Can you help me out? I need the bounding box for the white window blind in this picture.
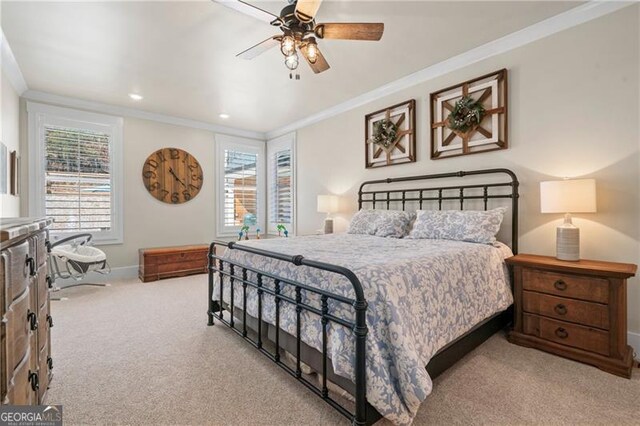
[44,126,112,232]
[28,102,123,244]
[223,150,258,227]
[267,133,295,235]
[270,149,292,224]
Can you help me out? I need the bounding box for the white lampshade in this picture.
[317,195,339,214]
[540,179,597,214]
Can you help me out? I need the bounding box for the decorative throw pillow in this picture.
[347,209,377,235]
[372,210,415,238]
[407,207,507,244]
[347,209,415,238]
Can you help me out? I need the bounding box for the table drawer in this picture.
[522,268,608,303]
[523,313,609,356]
[523,291,609,330]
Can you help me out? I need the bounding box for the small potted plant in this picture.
[241,225,250,240]
[276,224,287,237]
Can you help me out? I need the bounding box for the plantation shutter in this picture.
[223,149,259,227]
[269,149,292,225]
[44,125,112,232]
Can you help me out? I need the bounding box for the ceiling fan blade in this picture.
[295,0,323,23]
[315,23,384,41]
[300,44,330,74]
[213,0,281,25]
[236,36,281,60]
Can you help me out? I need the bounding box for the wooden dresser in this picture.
[507,254,637,378]
[1,217,54,405]
[139,244,209,282]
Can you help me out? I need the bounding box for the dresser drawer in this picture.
[522,291,609,330]
[523,314,609,356]
[6,289,31,373]
[38,301,51,352]
[522,268,609,303]
[5,241,31,305]
[4,349,34,405]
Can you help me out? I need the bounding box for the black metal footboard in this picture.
[207,241,375,425]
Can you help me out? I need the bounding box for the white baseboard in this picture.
[629,331,640,362]
[53,264,138,289]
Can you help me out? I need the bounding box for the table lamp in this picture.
[540,179,596,261]
[317,195,339,234]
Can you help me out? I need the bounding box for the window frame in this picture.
[215,134,266,237]
[27,102,124,245]
[267,132,296,235]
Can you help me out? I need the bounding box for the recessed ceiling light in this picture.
[128,93,143,101]
[219,113,230,119]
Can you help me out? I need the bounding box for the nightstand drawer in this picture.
[522,269,609,303]
[523,314,609,356]
[522,291,609,330]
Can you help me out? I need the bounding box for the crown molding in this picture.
[1,28,28,95]
[265,1,633,139]
[22,90,266,140]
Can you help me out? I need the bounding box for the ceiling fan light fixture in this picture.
[280,35,296,56]
[284,52,299,70]
[305,39,319,64]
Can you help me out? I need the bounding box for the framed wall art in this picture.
[365,99,416,168]
[430,69,508,160]
[10,151,19,196]
[0,142,7,194]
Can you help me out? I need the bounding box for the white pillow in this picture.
[407,207,507,244]
[347,209,415,238]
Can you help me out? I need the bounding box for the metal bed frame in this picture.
[207,168,519,425]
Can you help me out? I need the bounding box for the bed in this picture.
[207,168,519,425]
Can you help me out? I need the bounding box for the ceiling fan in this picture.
[214,0,384,78]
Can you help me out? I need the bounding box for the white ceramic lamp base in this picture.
[556,225,580,261]
[323,218,334,234]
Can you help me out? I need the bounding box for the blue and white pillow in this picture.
[407,207,507,244]
[347,209,415,238]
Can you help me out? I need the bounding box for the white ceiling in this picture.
[2,1,580,134]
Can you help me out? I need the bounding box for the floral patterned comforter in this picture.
[212,234,513,424]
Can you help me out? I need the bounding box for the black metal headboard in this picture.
[357,168,520,253]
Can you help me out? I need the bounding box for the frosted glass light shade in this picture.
[540,179,596,213]
[317,195,339,213]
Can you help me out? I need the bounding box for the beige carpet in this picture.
[47,275,640,425]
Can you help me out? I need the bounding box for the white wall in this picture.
[100,117,217,268]
[295,8,640,334]
[1,69,20,217]
[18,104,218,269]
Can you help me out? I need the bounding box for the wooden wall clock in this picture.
[142,148,203,204]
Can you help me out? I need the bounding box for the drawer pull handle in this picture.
[555,327,569,339]
[27,311,38,331]
[554,304,568,315]
[25,255,36,277]
[46,275,53,289]
[28,371,39,391]
[47,314,54,328]
[553,280,567,291]
[47,357,54,371]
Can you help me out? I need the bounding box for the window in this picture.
[216,135,265,236]
[28,102,123,244]
[267,133,295,234]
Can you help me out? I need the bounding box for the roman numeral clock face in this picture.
[142,148,203,204]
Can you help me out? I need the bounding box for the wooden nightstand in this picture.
[506,254,637,378]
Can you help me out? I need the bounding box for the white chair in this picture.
[48,233,111,292]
